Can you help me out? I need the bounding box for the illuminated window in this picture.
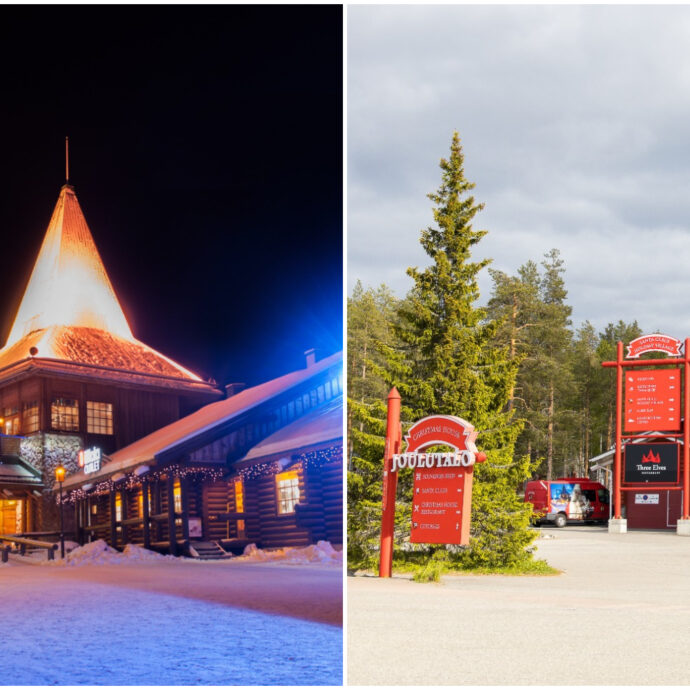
[3,407,19,435]
[51,398,79,431]
[22,401,39,433]
[115,493,122,532]
[276,470,300,515]
[173,478,182,514]
[234,478,244,513]
[86,401,113,435]
[234,478,245,538]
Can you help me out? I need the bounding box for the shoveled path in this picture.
[348,526,690,685]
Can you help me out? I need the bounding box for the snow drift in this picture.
[238,540,343,565]
[45,540,174,566]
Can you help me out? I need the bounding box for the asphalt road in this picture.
[347,526,690,685]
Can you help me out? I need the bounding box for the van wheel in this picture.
[553,513,567,528]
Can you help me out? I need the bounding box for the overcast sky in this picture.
[348,4,690,340]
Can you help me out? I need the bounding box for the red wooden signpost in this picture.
[378,392,486,577]
[602,335,690,530]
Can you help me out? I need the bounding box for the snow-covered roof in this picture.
[63,351,342,487]
[0,184,208,388]
[237,395,342,465]
[0,454,43,486]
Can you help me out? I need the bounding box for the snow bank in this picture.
[122,543,175,562]
[63,539,124,566]
[45,540,174,566]
[238,540,343,565]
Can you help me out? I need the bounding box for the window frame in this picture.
[275,469,301,516]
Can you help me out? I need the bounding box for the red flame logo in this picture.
[641,450,661,464]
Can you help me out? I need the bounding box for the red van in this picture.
[524,478,610,527]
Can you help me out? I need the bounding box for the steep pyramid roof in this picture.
[0,183,214,392]
[5,184,132,346]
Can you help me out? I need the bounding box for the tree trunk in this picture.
[607,403,613,450]
[547,383,554,480]
[583,391,590,476]
[507,294,518,411]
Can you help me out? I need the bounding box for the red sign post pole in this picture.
[614,341,623,519]
[683,338,690,520]
[379,387,401,578]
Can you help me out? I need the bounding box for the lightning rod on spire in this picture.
[65,136,69,183]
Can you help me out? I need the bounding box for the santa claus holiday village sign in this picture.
[378,388,486,577]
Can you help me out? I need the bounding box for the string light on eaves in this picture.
[65,465,225,502]
[236,445,343,480]
[298,445,342,469]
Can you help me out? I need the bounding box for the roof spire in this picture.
[65,136,69,184]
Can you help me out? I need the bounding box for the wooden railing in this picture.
[0,535,59,561]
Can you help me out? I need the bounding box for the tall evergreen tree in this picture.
[375,132,536,568]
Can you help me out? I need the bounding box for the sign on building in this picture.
[634,494,660,505]
[79,447,102,474]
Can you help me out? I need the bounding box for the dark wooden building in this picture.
[62,351,343,555]
[0,183,221,534]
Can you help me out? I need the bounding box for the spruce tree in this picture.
[377,132,537,568]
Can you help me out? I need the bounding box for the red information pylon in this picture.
[379,387,401,578]
[682,338,690,520]
[614,341,623,519]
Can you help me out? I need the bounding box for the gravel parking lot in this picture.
[348,526,690,685]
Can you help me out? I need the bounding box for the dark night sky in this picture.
[0,5,343,388]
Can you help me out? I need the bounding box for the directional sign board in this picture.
[410,464,472,545]
[624,369,681,432]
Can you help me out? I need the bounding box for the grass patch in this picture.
[386,556,559,579]
[458,559,560,576]
[411,559,445,583]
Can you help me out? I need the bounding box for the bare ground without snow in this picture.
[348,526,690,685]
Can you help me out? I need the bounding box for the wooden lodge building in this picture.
[62,351,343,555]
[0,181,222,535]
[0,178,343,552]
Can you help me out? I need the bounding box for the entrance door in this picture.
[0,499,23,535]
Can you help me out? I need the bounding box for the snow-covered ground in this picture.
[16,539,343,568]
[0,548,343,685]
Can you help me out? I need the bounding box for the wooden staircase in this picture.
[187,541,233,560]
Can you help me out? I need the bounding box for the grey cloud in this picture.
[348,5,690,337]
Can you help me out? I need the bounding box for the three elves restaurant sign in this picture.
[378,388,486,577]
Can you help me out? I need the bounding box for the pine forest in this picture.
[347,132,644,572]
